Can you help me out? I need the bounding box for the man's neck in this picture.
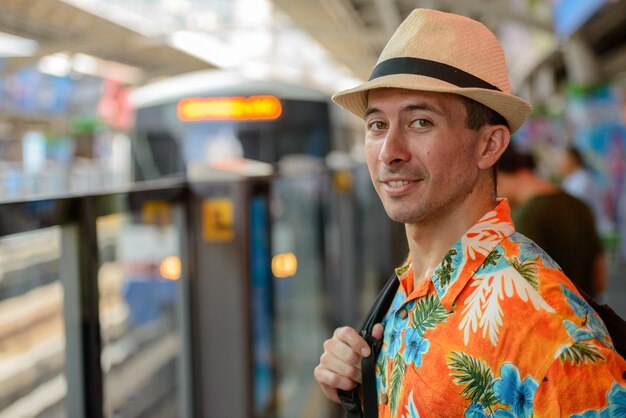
[406,194,499,288]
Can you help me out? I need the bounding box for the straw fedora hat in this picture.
[332,8,532,133]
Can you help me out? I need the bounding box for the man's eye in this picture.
[368,121,387,130]
[411,119,432,128]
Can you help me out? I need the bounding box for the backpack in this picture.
[338,273,626,418]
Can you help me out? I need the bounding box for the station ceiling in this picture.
[0,0,214,80]
[0,0,625,86]
[273,0,556,81]
[275,0,626,85]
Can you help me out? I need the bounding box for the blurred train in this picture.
[124,68,362,356]
[121,71,353,333]
[126,69,361,332]
[129,70,357,180]
[125,71,403,418]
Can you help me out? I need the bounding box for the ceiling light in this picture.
[0,32,38,57]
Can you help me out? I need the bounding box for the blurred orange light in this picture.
[177,95,282,121]
[160,256,181,280]
[272,252,297,278]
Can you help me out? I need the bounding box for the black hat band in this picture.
[369,57,502,92]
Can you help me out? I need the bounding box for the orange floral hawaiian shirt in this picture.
[376,199,626,417]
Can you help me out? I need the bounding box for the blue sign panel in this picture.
[250,195,274,414]
[551,0,606,37]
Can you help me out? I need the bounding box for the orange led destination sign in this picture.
[177,95,282,121]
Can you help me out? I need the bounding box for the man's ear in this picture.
[477,125,510,170]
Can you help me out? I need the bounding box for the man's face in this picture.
[364,88,483,225]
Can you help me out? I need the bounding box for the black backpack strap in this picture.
[361,334,383,417]
[338,389,362,418]
[339,273,400,418]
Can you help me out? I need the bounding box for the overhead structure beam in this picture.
[406,0,553,33]
[275,0,555,84]
[274,0,384,80]
[372,0,402,36]
[0,0,215,84]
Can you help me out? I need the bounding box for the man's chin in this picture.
[385,210,420,225]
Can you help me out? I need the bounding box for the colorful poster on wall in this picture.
[565,83,626,246]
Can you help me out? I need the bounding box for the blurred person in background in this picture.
[314,8,625,418]
[557,145,608,235]
[497,143,606,298]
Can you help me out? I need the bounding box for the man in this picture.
[314,8,625,418]
[497,144,606,298]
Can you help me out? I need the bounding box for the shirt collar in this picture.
[396,199,516,311]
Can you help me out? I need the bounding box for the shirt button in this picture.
[398,308,408,320]
[380,393,389,405]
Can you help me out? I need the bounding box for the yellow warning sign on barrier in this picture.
[142,200,172,225]
[202,199,234,241]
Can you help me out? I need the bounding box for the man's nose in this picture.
[378,127,410,166]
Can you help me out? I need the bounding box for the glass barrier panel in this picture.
[270,173,333,418]
[0,227,67,418]
[97,201,185,418]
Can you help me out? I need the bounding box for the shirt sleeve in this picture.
[533,341,626,417]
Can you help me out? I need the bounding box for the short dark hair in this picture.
[566,146,585,167]
[461,96,509,131]
[460,96,510,192]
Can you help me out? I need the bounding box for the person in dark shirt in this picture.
[497,143,606,297]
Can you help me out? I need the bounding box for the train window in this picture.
[238,129,266,163]
[132,131,184,182]
[133,97,333,180]
[270,173,334,418]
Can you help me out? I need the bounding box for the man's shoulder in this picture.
[463,232,611,347]
[461,231,588,326]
